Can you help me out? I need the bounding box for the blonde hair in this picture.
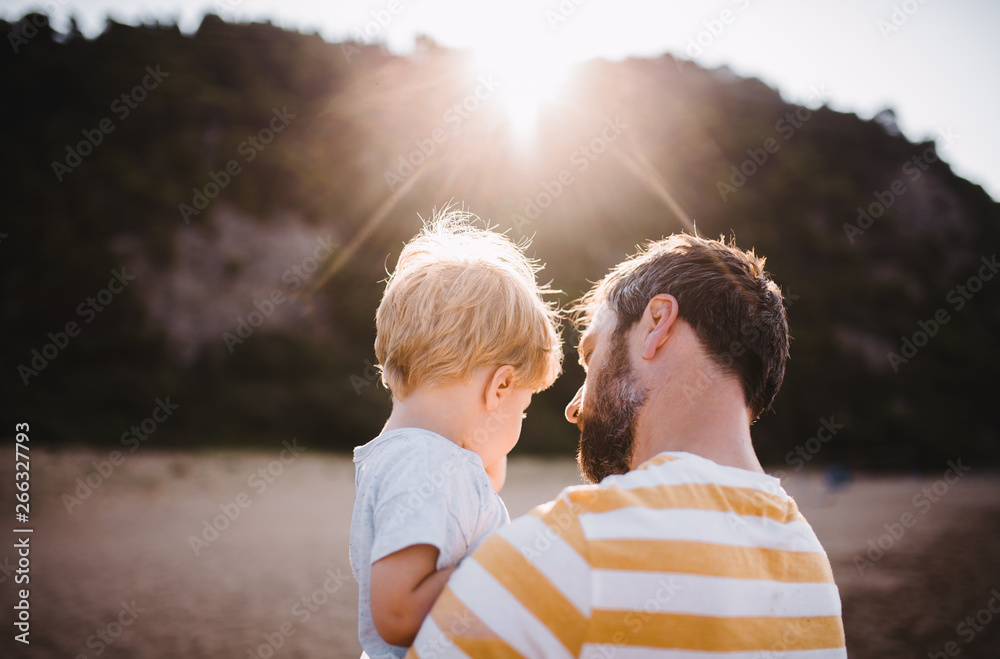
[375,210,563,398]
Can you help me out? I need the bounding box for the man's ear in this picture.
[641,294,679,360]
[484,365,516,411]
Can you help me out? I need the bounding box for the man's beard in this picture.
[577,329,648,484]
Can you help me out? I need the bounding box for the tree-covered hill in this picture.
[2,13,997,469]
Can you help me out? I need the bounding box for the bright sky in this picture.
[8,0,1000,200]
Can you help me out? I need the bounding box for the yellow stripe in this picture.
[565,482,801,524]
[427,586,525,658]
[590,539,836,583]
[474,535,588,656]
[588,610,846,651]
[528,496,589,559]
[636,453,678,469]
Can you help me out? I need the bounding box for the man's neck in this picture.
[630,365,764,474]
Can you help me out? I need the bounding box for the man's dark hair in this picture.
[577,233,790,422]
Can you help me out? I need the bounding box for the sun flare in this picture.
[470,42,577,142]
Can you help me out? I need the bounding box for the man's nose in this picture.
[565,385,584,424]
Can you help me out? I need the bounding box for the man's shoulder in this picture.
[503,451,798,547]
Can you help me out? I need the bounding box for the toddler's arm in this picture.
[370,544,457,647]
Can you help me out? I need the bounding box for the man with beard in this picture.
[406,233,846,658]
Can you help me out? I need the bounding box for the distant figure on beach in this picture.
[349,211,562,658]
[408,233,847,658]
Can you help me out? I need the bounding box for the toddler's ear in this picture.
[484,364,517,411]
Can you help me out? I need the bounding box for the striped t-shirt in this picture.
[407,450,846,658]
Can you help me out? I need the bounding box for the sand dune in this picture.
[2,449,999,658]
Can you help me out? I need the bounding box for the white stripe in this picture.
[602,452,788,498]
[411,615,473,659]
[449,557,575,659]
[579,644,846,659]
[591,571,842,618]
[498,514,591,615]
[578,507,822,553]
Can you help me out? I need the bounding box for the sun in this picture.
[470,41,578,142]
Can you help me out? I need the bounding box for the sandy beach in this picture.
[2,448,999,658]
